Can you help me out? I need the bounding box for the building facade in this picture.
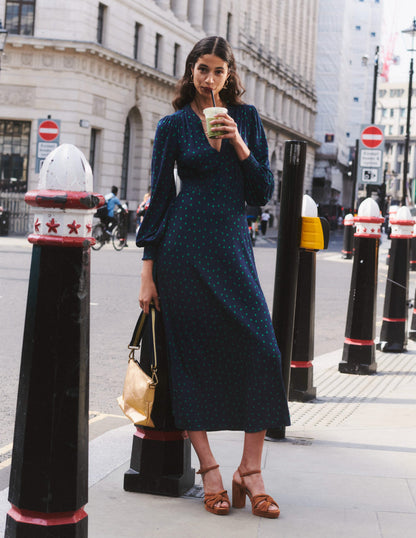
[0,0,319,233]
[313,0,383,216]
[373,81,416,204]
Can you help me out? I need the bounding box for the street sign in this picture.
[36,119,61,173]
[358,124,385,185]
[361,125,383,148]
[38,120,60,141]
[361,169,378,183]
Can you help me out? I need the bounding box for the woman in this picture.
[137,36,290,518]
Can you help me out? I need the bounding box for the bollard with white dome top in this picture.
[339,198,384,374]
[341,213,354,259]
[6,144,104,537]
[378,205,413,352]
[290,194,329,401]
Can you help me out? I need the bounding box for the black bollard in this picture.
[410,226,416,271]
[266,141,306,440]
[342,213,354,259]
[409,288,416,341]
[378,206,413,352]
[6,145,103,537]
[339,198,384,375]
[123,307,194,497]
[290,195,329,401]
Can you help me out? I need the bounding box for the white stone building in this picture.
[313,0,383,215]
[0,0,319,233]
[374,81,416,204]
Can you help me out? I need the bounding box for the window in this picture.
[400,125,405,135]
[398,144,404,154]
[381,108,387,117]
[355,26,361,31]
[155,33,162,69]
[5,0,36,35]
[226,12,232,42]
[120,118,130,200]
[400,108,406,117]
[173,43,180,77]
[134,22,142,60]
[353,97,359,102]
[388,125,393,135]
[390,108,394,117]
[0,120,31,193]
[89,129,100,174]
[379,89,387,97]
[97,3,107,44]
[370,32,376,37]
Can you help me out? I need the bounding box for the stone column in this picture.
[156,0,170,10]
[172,0,188,21]
[188,0,204,30]
[203,0,219,35]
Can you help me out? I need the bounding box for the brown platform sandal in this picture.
[232,468,280,519]
[197,464,230,515]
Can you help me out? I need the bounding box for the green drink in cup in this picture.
[203,107,228,138]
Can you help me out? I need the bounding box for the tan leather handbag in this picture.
[117,303,158,427]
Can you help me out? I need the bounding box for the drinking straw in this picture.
[211,90,216,107]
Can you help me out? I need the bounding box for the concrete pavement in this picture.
[81,343,416,538]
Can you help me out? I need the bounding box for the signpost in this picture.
[36,119,61,173]
[358,124,384,186]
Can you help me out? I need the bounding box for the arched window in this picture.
[120,117,130,200]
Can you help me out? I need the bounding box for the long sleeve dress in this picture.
[136,103,290,432]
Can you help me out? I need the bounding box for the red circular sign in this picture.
[361,125,383,148]
[38,120,59,142]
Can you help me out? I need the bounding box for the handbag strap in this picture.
[128,303,158,384]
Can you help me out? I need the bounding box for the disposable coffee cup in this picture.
[203,107,228,138]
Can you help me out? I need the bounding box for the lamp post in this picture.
[401,18,416,206]
[371,46,380,125]
[0,20,8,70]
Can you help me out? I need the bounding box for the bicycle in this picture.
[92,206,129,251]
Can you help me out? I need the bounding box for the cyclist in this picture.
[104,186,124,235]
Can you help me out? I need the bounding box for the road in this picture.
[0,229,409,464]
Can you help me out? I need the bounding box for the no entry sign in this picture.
[361,125,383,148]
[38,120,60,142]
[36,118,61,173]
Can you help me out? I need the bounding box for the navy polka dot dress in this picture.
[137,103,290,432]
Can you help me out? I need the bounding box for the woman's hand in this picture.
[211,113,250,160]
[139,260,161,313]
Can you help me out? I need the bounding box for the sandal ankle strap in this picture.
[238,468,261,478]
[197,464,219,476]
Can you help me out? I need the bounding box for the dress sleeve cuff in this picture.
[239,152,257,172]
[142,245,158,260]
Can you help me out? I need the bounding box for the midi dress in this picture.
[136,103,290,432]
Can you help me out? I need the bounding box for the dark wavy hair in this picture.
[172,36,245,111]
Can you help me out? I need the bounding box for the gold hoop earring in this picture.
[223,78,230,89]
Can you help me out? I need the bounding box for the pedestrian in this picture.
[136,192,150,230]
[136,36,290,519]
[260,209,271,236]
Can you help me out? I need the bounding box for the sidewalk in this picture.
[83,343,416,538]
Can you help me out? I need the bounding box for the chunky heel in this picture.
[233,468,280,519]
[232,479,246,508]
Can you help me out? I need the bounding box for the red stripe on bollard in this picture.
[7,506,87,526]
[382,317,407,322]
[291,361,313,368]
[344,337,374,346]
[134,427,188,441]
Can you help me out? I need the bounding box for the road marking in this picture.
[0,443,12,457]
